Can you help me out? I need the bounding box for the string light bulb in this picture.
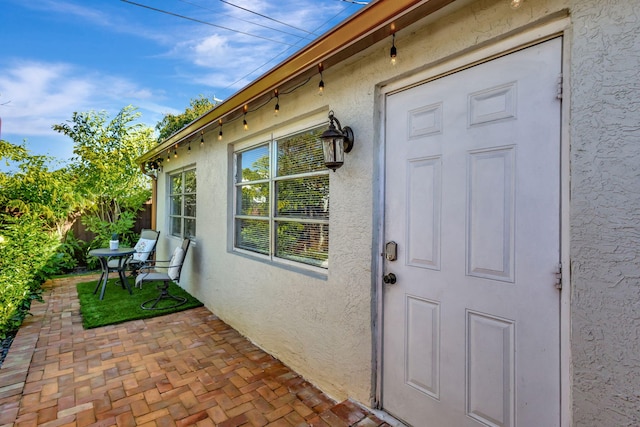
[167,150,171,162]
[200,131,204,146]
[243,105,249,131]
[318,63,324,96]
[274,89,280,116]
[390,33,398,66]
[510,0,523,8]
[188,142,191,153]
[218,120,223,140]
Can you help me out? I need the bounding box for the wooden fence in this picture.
[70,203,153,243]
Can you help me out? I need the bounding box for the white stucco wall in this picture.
[150,1,640,418]
[569,0,640,425]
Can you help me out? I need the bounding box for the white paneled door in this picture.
[382,38,562,427]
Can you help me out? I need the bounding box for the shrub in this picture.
[0,215,59,338]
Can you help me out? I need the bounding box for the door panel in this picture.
[382,38,562,427]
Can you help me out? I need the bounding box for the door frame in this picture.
[373,16,572,426]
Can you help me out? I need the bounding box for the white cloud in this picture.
[192,35,230,67]
[0,62,92,136]
[0,60,172,137]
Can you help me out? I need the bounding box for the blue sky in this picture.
[0,0,367,164]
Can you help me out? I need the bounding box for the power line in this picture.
[120,0,297,46]
[217,0,315,36]
[177,0,313,39]
[222,2,354,92]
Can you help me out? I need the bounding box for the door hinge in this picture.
[554,262,563,290]
[556,74,563,100]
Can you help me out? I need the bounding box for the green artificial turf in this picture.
[76,277,203,329]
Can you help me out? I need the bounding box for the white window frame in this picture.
[168,167,197,240]
[232,124,329,273]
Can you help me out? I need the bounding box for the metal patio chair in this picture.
[107,229,160,277]
[135,238,191,310]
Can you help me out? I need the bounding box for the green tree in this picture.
[0,106,156,336]
[155,95,218,141]
[0,141,79,337]
[0,140,81,235]
[0,139,28,165]
[52,106,155,247]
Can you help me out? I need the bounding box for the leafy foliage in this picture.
[0,105,156,337]
[0,146,81,235]
[0,215,55,338]
[155,95,218,142]
[53,106,154,248]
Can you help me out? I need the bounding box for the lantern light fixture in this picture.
[320,110,354,171]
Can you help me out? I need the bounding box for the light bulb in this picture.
[510,0,523,9]
[390,34,397,66]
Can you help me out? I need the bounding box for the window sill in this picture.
[230,248,329,281]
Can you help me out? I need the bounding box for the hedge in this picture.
[0,215,60,338]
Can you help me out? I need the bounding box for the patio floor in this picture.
[0,274,390,427]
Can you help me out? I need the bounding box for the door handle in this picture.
[383,273,397,284]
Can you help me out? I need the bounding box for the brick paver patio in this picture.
[0,275,390,427]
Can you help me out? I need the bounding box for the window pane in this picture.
[238,183,269,216]
[184,170,197,193]
[170,216,182,237]
[171,196,182,215]
[238,145,270,182]
[184,218,196,239]
[277,127,325,176]
[276,176,329,219]
[184,194,196,217]
[169,169,197,239]
[276,221,329,268]
[236,218,269,254]
[170,175,182,194]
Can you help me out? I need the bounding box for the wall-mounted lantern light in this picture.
[320,110,354,171]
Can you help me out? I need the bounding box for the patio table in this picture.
[89,247,135,300]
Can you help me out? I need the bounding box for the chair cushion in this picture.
[135,271,170,287]
[168,247,185,280]
[132,238,157,262]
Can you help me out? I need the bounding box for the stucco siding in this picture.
[147,0,640,418]
[570,0,640,425]
[160,0,570,405]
